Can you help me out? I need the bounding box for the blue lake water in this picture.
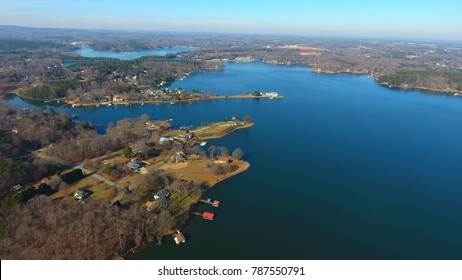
[72,46,192,60]
[6,62,462,259]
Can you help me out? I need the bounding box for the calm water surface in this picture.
[72,46,191,60]
[6,62,462,259]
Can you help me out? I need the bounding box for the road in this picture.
[33,149,128,202]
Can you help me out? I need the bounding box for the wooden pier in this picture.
[199,198,220,207]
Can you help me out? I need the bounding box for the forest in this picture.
[377,70,462,91]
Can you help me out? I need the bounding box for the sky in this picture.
[0,0,461,40]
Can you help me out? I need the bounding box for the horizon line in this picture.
[1,24,461,43]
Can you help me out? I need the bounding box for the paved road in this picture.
[75,163,125,191]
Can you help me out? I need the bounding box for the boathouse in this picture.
[202,212,215,220]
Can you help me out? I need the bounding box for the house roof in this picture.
[145,201,159,211]
[154,189,170,199]
[74,189,89,198]
[203,212,215,219]
[159,137,171,144]
[127,162,141,170]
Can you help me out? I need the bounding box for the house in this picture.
[173,230,186,245]
[74,189,90,200]
[214,157,232,164]
[159,137,171,145]
[10,184,23,192]
[170,154,187,163]
[187,132,195,140]
[145,201,159,212]
[96,98,108,103]
[127,161,141,170]
[154,189,170,200]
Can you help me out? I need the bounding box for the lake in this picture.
[6,61,462,259]
[72,46,192,60]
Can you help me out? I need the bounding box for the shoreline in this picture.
[306,67,462,95]
[6,61,461,102]
[124,160,250,259]
[195,122,255,141]
[4,91,283,106]
[67,94,283,107]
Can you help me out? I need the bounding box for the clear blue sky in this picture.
[0,0,461,39]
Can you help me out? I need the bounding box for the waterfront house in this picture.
[214,156,232,164]
[154,189,170,200]
[173,230,186,245]
[170,153,188,163]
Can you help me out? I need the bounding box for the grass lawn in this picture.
[50,176,118,203]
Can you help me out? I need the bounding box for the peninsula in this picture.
[0,104,253,259]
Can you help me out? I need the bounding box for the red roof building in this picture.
[202,212,215,220]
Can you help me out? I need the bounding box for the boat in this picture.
[172,230,186,245]
[141,102,144,106]
[199,141,207,146]
[107,103,113,107]
[170,102,175,105]
[96,104,101,108]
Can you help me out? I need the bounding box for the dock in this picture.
[172,230,186,245]
[192,211,215,221]
[199,198,220,207]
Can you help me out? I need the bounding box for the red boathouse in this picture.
[202,212,215,220]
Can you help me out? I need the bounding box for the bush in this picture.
[121,146,133,158]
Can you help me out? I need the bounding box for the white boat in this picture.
[170,102,175,105]
[200,141,207,146]
[141,102,144,106]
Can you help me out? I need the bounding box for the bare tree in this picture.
[232,148,243,160]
